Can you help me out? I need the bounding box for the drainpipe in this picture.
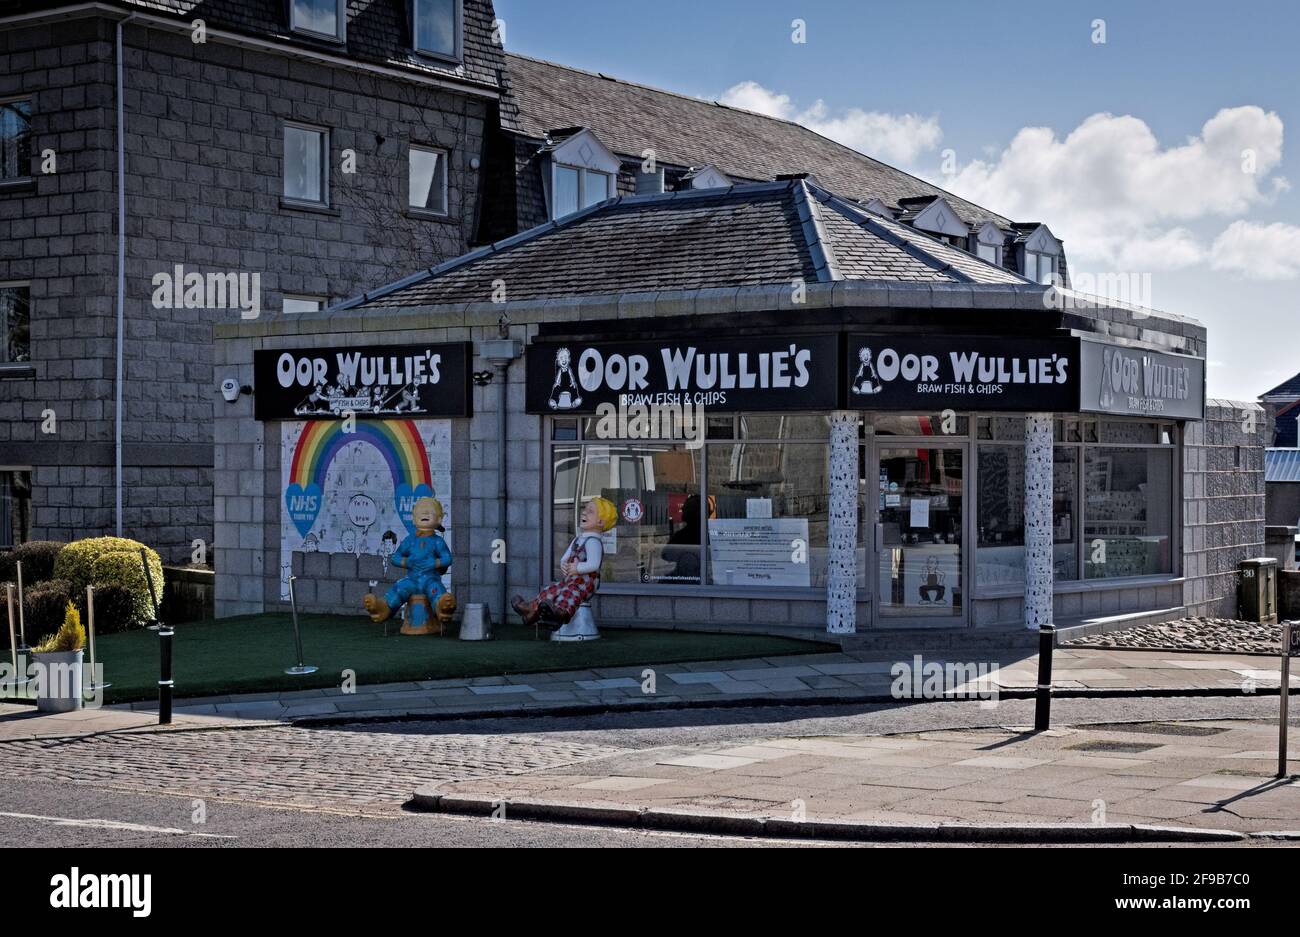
[478,338,523,621]
[114,14,137,536]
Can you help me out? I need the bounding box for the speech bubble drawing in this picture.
[347,494,378,531]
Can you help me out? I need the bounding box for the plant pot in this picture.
[31,649,84,713]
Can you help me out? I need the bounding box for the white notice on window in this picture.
[746,498,773,519]
[708,517,810,588]
[909,498,930,528]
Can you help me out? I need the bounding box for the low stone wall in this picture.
[161,566,215,623]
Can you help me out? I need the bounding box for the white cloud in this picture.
[944,106,1287,271]
[719,80,943,166]
[1211,220,1300,280]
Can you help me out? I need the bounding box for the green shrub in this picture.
[90,552,160,627]
[0,541,65,585]
[54,537,163,620]
[90,584,141,635]
[19,579,74,645]
[33,602,85,654]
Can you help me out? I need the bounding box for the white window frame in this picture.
[283,122,330,207]
[282,294,326,314]
[0,98,32,184]
[976,242,1000,264]
[1026,250,1057,285]
[410,0,463,63]
[551,164,612,220]
[408,144,450,216]
[289,0,347,43]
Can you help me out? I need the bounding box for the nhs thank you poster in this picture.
[279,419,452,599]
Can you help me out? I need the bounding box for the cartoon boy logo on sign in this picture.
[548,347,582,410]
[851,346,882,395]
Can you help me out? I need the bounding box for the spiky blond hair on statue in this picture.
[589,496,618,533]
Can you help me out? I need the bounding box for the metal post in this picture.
[284,576,317,675]
[496,359,509,626]
[85,585,109,692]
[6,583,15,674]
[15,559,26,649]
[1280,622,1292,780]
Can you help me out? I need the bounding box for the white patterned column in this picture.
[827,410,860,634]
[1024,413,1054,629]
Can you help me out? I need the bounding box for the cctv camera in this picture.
[220,378,241,403]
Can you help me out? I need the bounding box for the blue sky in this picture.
[494,0,1299,400]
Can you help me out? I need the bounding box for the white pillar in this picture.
[1024,413,1054,629]
[827,410,859,634]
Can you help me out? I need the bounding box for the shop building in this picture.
[213,178,1262,633]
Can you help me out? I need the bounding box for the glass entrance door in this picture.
[874,445,966,626]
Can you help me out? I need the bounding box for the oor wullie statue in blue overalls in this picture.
[363,496,456,635]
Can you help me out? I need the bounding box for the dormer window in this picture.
[971,221,1004,266]
[412,0,461,60]
[290,0,346,42]
[1020,224,1063,285]
[542,129,621,220]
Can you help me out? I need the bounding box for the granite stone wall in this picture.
[0,13,489,563]
[1182,399,1267,618]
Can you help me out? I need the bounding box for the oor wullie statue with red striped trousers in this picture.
[513,497,617,630]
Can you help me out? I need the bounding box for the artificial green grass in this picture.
[91,614,836,704]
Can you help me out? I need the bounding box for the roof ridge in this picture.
[790,180,842,283]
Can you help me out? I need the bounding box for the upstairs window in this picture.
[283,124,328,206]
[0,283,30,365]
[408,145,448,215]
[412,0,461,59]
[0,99,32,182]
[976,243,999,264]
[552,165,610,219]
[291,0,346,42]
[1025,250,1057,285]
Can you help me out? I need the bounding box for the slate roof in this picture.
[1266,448,1300,483]
[1262,370,1300,399]
[340,178,1029,310]
[8,0,505,91]
[501,53,1009,228]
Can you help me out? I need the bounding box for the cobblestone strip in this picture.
[0,726,625,814]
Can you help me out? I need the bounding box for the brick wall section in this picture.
[0,13,492,562]
[1182,399,1266,618]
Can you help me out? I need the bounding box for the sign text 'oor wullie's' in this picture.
[845,335,1080,412]
[524,335,841,414]
[1078,339,1206,420]
[253,342,473,421]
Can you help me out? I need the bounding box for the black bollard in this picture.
[1034,624,1055,731]
[158,624,173,725]
[138,549,171,725]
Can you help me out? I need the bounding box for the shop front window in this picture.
[707,442,830,588]
[1084,446,1173,579]
[975,417,1174,586]
[550,442,701,585]
[976,446,1078,586]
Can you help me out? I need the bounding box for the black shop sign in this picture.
[525,335,841,414]
[845,335,1080,412]
[253,342,472,421]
